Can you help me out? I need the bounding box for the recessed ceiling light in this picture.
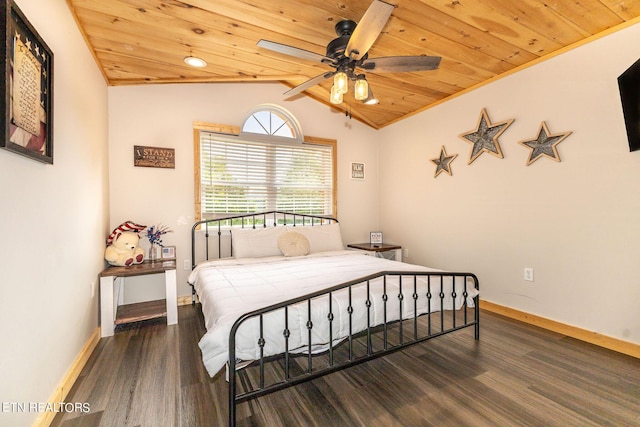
[184,56,207,68]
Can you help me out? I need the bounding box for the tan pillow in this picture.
[231,226,286,258]
[278,231,310,257]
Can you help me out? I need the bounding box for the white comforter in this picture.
[188,250,478,376]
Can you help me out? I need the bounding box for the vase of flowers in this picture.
[146,224,172,261]
[148,243,159,261]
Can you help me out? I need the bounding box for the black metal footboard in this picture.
[227,270,479,426]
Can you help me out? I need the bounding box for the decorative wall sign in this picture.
[0,0,54,164]
[351,162,365,179]
[518,121,572,165]
[134,145,175,169]
[430,146,458,177]
[459,108,514,164]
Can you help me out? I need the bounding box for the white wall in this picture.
[0,0,109,426]
[379,23,640,345]
[107,83,379,301]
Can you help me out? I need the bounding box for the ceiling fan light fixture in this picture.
[363,88,379,105]
[333,71,348,94]
[258,0,442,112]
[330,84,343,104]
[184,56,207,68]
[354,75,369,101]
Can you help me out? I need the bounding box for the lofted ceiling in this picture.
[66,0,640,129]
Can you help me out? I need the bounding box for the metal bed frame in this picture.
[190,211,479,426]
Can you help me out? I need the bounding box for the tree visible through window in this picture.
[194,106,336,222]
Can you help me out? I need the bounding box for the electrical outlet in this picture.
[524,268,534,282]
[90,281,95,298]
[403,248,409,258]
[184,259,191,270]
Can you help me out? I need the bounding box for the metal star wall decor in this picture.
[518,121,572,166]
[430,146,458,177]
[459,108,514,164]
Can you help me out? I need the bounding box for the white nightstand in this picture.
[99,260,177,337]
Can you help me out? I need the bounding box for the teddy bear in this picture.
[104,221,146,267]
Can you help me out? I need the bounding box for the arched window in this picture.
[194,105,336,221]
[241,104,302,140]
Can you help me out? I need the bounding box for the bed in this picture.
[188,211,479,426]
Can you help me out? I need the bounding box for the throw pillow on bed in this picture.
[278,231,310,257]
[295,223,344,253]
[232,226,286,258]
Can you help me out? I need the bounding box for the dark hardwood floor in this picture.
[52,305,640,427]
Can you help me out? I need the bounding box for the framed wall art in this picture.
[370,231,383,245]
[161,245,176,260]
[351,162,365,179]
[0,0,54,164]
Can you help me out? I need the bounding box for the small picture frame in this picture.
[370,231,383,246]
[351,162,365,180]
[161,245,176,260]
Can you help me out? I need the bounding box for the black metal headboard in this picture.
[190,211,338,270]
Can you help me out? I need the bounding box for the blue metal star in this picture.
[519,122,572,165]
[430,146,458,177]
[459,108,514,164]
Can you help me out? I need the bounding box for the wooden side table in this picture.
[99,260,177,337]
[347,242,402,262]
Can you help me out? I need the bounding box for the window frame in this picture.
[193,122,337,223]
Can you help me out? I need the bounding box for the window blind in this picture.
[200,132,334,218]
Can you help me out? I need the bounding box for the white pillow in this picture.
[278,231,310,257]
[231,226,286,258]
[294,223,344,253]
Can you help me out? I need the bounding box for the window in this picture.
[241,105,299,138]
[194,106,336,222]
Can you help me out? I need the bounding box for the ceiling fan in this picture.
[257,0,441,105]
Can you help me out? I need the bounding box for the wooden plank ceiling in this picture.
[66,0,640,129]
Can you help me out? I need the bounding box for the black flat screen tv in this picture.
[618,58,640,152]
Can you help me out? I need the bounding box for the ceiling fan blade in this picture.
[360,55,442,72]
[284,71,335,97]
[345,0,394,60]
[257,39,336,65]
